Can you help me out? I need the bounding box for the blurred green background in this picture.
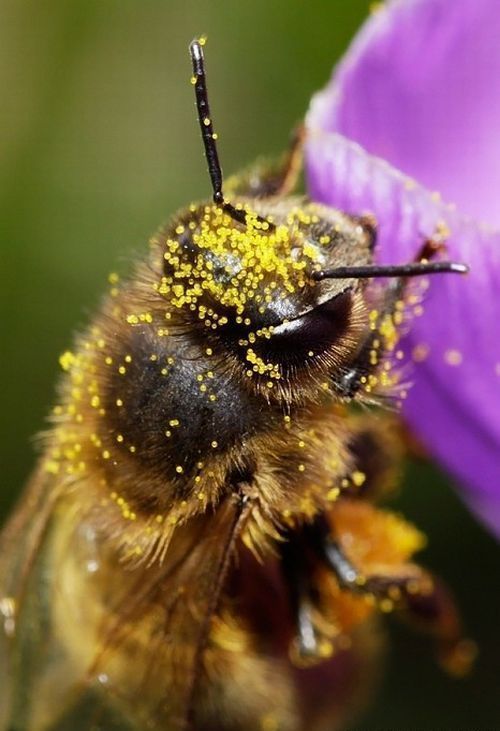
[1,1,498,728]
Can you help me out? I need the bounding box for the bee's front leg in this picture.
[303,513,476,676]
[280,526,353,667]
[304,514,423,601]
[280,531,320,664]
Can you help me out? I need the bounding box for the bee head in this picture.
[155,197,374,401]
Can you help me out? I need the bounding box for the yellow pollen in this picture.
[352,471,366,488]
[327,487,340,501]
[445,349,463,366]
[59,351,75,372]
[412,343,430,362]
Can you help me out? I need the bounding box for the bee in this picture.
[0,39,474,731]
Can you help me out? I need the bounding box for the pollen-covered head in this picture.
[153,196,375,395]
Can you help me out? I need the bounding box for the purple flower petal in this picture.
[307,131,500,534]
[306,0,500,536]
[314,0,500,228]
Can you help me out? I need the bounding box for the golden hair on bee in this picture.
[0,38,473,731]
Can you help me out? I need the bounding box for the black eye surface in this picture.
[215,289,353,372]
[259,289,353,365]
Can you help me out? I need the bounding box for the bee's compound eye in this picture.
[259,289,353,365]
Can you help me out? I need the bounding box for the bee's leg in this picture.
[225,125,304,199]
[280,531,321,664]
[304,514,475,676]
[342,411,444,501]
[341,412,404,501]
[306,514,422,601]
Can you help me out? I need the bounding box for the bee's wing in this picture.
[1,472,247,731]
[0,466,140,731]
[72,497,250,731]
[0,464,68,730]
[0,465,61,596]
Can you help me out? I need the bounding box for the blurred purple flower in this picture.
[306,0,500,536]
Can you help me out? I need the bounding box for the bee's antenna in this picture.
[312,261,468,281]
[190,39,224,205]
[189,38,274,230]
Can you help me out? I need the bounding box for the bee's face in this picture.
[154,196,374,400]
